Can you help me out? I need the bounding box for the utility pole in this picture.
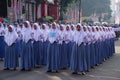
[78,0,81,23]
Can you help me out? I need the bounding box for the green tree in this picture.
[81,0,111,17]
[59,0,73,20]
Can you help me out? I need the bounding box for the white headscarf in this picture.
[14,24,24,41]
[94,26,101,41]
[48,23,59,44]
[85,26,93,44]
[73,24,84,46]
[4,25,18,46]
[70,24,76,42]
[101,27,107,41]
[98,26,104,41]
[64,25,71,44]
[58,24,65,44]
[90,26,96,43]
[40,24,49,42]
[33,23,41,42]
[22,21,32,43]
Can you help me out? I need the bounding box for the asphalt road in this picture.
[0,40,120,80]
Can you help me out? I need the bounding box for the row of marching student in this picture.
[0,21,115,74]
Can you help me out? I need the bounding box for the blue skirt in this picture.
[90,43,96,67]
[0,36,5,58]
[59,42,68,68]
[17,40,22,57]
[68,42,74,66]
[94,41,101,65]
[4,43,19,68]
[112,38,115,54]
[105,39,110,58]
[64,42,71,66]
[33,41,42,67]
[20,41,34,69]
[110,38,115,56]
[42,41,49,65]
[84,43,91,71]
[46,42,60,71]
[99,41,103,63]
[70,43,87,72]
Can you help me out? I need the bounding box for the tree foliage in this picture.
[58,0,73,20]
[81,0,111,17]
[58,0,111,20]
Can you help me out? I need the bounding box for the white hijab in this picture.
[91,27,96,43]
[58,24,65,44]
[87,26,93,43]
[5,25,18,46]
[33,23,41,42]
[64,25,71,44]
[48,23,59,44]
[83,25,92,44]
[70,24,76,42]
[40,24,49,42]
[73,24,84,46]
[95,26,101,41]
[22,21,32,43]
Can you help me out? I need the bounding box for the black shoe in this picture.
[62,67,67,70]
[55,70,59,73]
[21,68,25,71]
[72,72,78,74]
[13,68,16,70]
[86,70,90,72]
[100,62,102,64]
[0,58,3,61]
[27,69,31,71]
[95,64,99,66]
[91,66,95,69]
[4,68,9,70]
[47,70,52,72]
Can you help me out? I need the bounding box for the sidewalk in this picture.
[0,41,120,80]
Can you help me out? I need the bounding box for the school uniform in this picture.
[46,28,60,72]
[20,21,34,71]
[15,26,23,57]
[4,25,19,70]
[84,28,92,71]
[70,27,87,74]
[90,30,96,68]
[40,26,49,65]
[33,23,42,67]
[58,27,68,69]
[64,28,71,66]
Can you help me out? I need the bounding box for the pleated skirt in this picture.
[46,42,60,71]
[59,42,68,68]
[17,40,22,57]
[33,41,42,67]
[42,41,49,65]
[4,43,19,68]
[20,41,34,69]
[70,43,87,72]
[84,43,91,71]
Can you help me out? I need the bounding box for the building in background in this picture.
[66,1,82,24]
[0,0,59,23]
